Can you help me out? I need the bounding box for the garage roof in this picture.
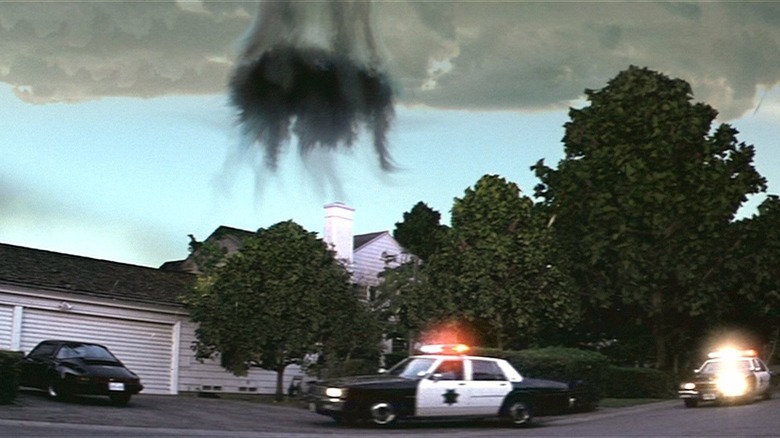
[0,243,194,307]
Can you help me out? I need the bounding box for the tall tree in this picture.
[183,220,376,400]
[721,196,780,361]
[533,66,766,370]
[436,174,578,350]
[393,201,449,262]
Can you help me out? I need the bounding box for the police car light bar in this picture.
[707,349,757,359]
[419,344,470,355]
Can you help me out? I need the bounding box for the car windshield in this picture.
[56,344,119,362]
[386,358,436,379]
[700,359,751,374]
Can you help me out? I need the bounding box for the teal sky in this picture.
[2,1,779,267]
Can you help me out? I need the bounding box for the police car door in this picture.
[416,358,472,417]
[753,359,772,393]
[465,359,513,415]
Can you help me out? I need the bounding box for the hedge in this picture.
[475,346,610,410]
[0,350,23,404]
[604,366,675,399]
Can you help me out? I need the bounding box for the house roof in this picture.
[161,226,392,271]
[354,231,388,251]
[207,226,386,250]
[0,243,194,307]
[206,225,256,241]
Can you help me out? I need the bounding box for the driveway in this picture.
[0,390,320,433]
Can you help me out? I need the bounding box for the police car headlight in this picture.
[325,387,347,398]
[716,373,748,397]
[680,382,696,390]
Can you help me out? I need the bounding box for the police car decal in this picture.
[442,389,459,405]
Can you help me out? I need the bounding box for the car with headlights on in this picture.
[306,344,581,427]
[20,340,144,406]
[678,349,774,408]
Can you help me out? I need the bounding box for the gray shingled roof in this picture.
[161,227,390,272]
[0,243,194,307]
[353,231,387,251]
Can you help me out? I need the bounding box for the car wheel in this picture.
[369,401,397,426]
[109,393,132,406]
[47,376,73,402]
[506,399,533,427]
[683,399,698,408]
[762,388,773,400]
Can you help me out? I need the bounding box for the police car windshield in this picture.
[700,359,751,373]
[387,358,436,379]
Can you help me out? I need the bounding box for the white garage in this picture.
[0,242,299,397]
[0,243,192,395]
[0,284,186,395]
[0,304,13,349]
[19,309,177,394]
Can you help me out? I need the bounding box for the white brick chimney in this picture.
[323,202,354,266]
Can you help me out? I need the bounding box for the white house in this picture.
[0,203,406,396]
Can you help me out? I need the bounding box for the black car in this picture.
[307,344,579,427]
[20,340,144,406]
[678,349,774,408]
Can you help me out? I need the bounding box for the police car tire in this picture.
[763,389,772,400]
[506,399,533,426]
[683,399,698,408]
[369,401,397,426]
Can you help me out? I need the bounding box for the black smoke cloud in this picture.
[228,0,395,172]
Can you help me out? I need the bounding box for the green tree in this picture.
[436,174,578,350]
[721,196,780,361]
[392,202,449,262]
[183,220,375,400]
[533,66,766,370]
[369,202,451,354]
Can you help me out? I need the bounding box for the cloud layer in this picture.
[2,1,779,119]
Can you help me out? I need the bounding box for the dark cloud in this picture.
[1,1,779,119]
[660,2,702,21]
[228,1,395,171]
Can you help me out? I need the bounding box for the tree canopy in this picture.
[183,220,379,400]
[443,175,578,349]
[379,177,578,351]
[533,66,767,370]
[392,201,449,262]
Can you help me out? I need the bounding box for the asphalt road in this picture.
[1,389,779,437]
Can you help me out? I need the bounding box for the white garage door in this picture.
[0,304,12,350]
[20,309,174,394]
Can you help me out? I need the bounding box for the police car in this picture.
[307,344,579,427]
[678,349,775,408]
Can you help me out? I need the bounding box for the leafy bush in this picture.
[604,366,675,398]
[476,346,610,410]
[383,351,408,369]
[323,358,380,378]
[0,350,23,404]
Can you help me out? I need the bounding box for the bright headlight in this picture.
[325,387,346,398]
[681,382,696,390]
[716,372,748,397]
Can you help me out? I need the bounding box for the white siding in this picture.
[2,288,301,397]
[19,309,175,394]
[0,304,12,350]
[176,319,302,395]
[352,233,405,299]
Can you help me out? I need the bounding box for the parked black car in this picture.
[20,340,144,406]
[307,344,579,427]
